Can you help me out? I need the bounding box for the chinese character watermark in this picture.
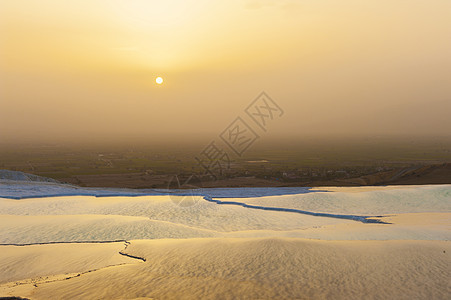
[245,92,284,131]
[220,117,259,156]
[195,141,230,178]
[168,91,283,207]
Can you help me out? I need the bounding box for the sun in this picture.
[156,77,163,84]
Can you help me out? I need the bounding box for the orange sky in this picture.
[1,0,450,143]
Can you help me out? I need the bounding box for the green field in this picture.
[1,136,450,183]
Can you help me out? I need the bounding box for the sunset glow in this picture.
[0,0,450,142]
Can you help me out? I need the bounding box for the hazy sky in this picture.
[1,0,450,144]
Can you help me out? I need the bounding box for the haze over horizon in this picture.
[1,0,450,144]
